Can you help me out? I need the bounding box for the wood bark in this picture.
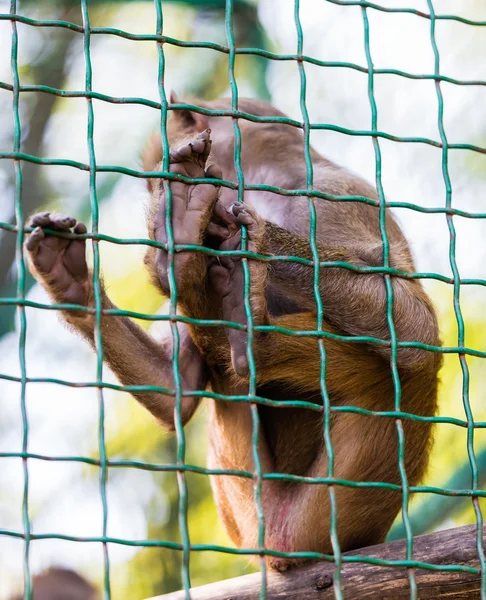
[151,524,484,599]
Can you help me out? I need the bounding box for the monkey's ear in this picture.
[169,90,208,132]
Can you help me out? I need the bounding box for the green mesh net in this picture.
[1,2,486,599]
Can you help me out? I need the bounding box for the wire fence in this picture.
[1,1,486,599]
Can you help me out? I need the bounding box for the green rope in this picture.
[294,1,343,597]
[0,523,482,574]
[1,1,485,598]
[4,291,486,360]
[10,1,31,598]
[154,1,192,594]
[426,2,486,598]
[3,7,486,36]
[224,1,268,595]
[361,7,417,596]
[80,2,111,598]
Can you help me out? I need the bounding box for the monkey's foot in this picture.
[169,129,212,170]
[25,212,90,307]
[269,557,313,573]
[208,202,267,377]
[154,130,224,292]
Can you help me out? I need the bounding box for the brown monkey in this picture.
[25,95,441,572]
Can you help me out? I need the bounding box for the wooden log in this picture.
[149,524,484,599]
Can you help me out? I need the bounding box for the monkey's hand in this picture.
[208,202,268,377]
[154,129,223,295]
[25,211,92,320]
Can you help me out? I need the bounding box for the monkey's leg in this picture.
[25,212,207,429]
[262,221,440,372]
[210,312,433,571]
[150,129,224,300]
[207,202,268,377]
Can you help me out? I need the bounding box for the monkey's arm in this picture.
[25,212,206,430]
[263,221,439,371]
[82,299,206,430]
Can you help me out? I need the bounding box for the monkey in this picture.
[25,94,441,572]
[10,567,99,600]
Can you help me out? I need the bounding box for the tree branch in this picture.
[150,524,484,599]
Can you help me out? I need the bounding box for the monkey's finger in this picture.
[231,203,261,234]
[194,129,212,164]
[235,211,253,226]
[218,234,242,268]
[207,261,231,293]
[28,211,51,228]
[169,129,211,169]
[63,221,89,279]
[25,226,45,253]
[187,183,218,208]
[63,237,88,280]
[231,203,254,225]
[167,181,191,224]
[169,144,192,163]
[213,200,237,227]
[207,222,230,240]
[190,139,206,155]
[44,213,77,231]
[74,222,88,235]
[219,256,235,269]
[222,277,249,377]
[227,331,249,378]
[219,233,242,252]
[197,129,211,142]
[205,163,223,181]
[192,139,212,169]
[231,203,245,216]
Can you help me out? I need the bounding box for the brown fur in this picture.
[25,95,441,572]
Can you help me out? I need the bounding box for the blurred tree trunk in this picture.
[0,4,81,335]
